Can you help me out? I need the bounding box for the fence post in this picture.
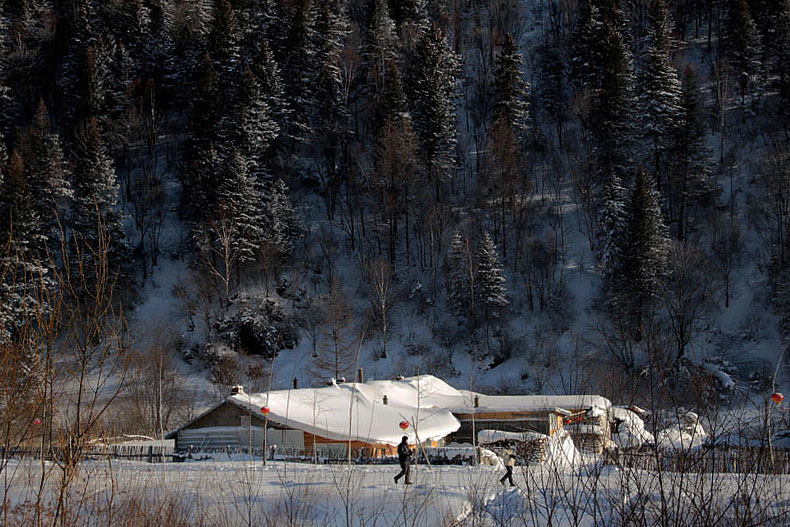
[147,445,153,463]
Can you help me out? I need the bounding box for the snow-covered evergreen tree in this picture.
[216,149,262,265]
[598,171,627,283]
[638,0,682,175]
[447,230,467,319]
[249,40,289,141]
[0,151,49,341]
[0,75,17,140]
[262,178,299,257]
[613,169,669,324]
[238,68,280,178]
[475,232,508,321]
[278,0,317,145]
[18,102,72,230]
[208,0,235,57]
[0,151,47,259]
[409,23,459,201]
[186,143,222,220]
[493,33,530,145]
[70,118,127,271]
[0,128,6,190]
[592,19,636,183]
[312,0,351,176]
[367,0,397,93]
[59,8,112,129]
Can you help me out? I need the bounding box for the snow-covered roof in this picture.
[229,377,461,446]
[349,376,610,415]
[226,375,612,446]
[477,429,548,444]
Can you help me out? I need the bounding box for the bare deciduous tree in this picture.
[363,258,396,358]
[660,241,714,364]
[198,209,243,307]
[313,279,356,381]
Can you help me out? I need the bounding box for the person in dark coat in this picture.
[394,436,412,484]
[500,448,516,486]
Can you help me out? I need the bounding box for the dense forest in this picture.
[1,0,790,438]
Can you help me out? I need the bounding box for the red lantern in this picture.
[771,392,784,404]
[33,418,42,426]
[399,420,409,430]
[261,406,270,415]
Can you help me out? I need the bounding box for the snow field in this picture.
[3,457,790,526]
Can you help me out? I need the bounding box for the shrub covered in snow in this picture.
[216,299,299,359]
[612,406,654,449]
[656,410,707,451]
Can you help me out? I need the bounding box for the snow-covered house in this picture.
[167,379,462,457]
[167,375,615,457]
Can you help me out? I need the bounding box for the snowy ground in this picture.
[4,458,790,526]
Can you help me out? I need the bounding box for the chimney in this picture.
[474,395,479,408]
[383,395,388,405]
[231,385,244,396]
[358,368,364,383]
[293,377,298,389]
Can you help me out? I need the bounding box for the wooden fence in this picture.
[0,444,175,463]
[606,447,790,474]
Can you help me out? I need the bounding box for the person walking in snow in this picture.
[394,436,412,484]
[500,448,516,486]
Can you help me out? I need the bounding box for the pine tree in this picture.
[638,0,682,175]
[0,75,18,140]
[669,66,713,241]
[388,0,428,28]
[598,171,627,283]
[237,68,280,178]
[60,9,112,128]
[377,60,409,131]
[279,0,317,146]
[447,230,467,319]
[569,0,604,94]
[591,19,636,183]
[774,0,790,121]
[208,0,236,60]
[475,232,508,321]
[249,40,289,140]
[367,0,397,95]
[184,54,222,210]
[613,169,669,325]
[493,33,530,145]
[0,129,6,190]
[725,0,761,100]
[216,149,262,265]
[0,152,49,341]
[262,178,299,257]
[312,0,351,179]
[18,101,72,228]
[70,118,126,269]
[0,151,47,260]
[409,23,460,202]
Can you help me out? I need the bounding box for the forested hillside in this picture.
[1,0,789,436]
